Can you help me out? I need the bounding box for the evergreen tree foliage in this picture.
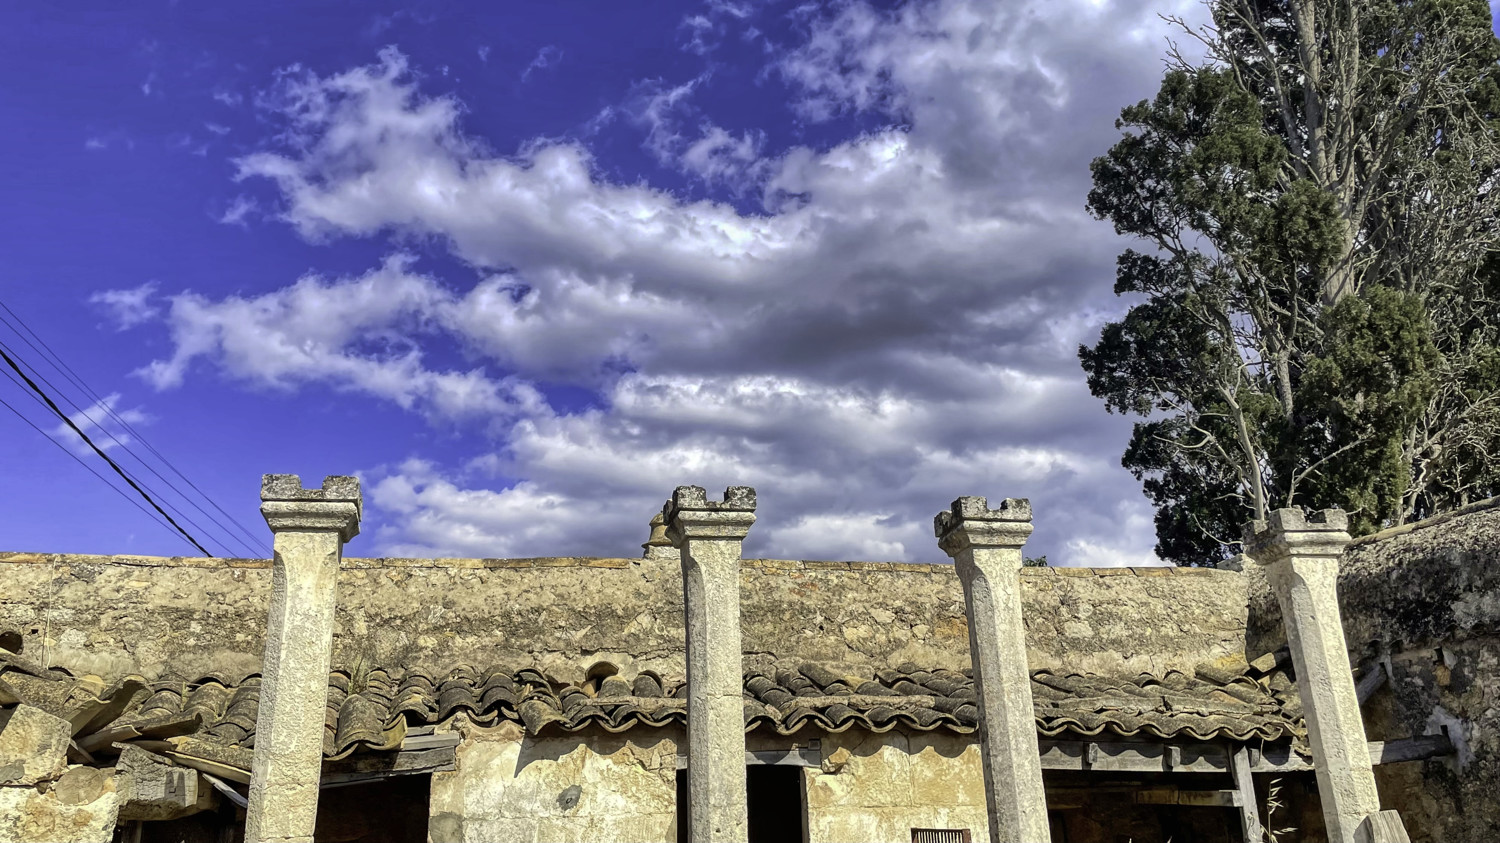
[1083,0,1500,564]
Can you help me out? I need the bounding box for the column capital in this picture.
[664,485,756,546]
[1243,507,1350,567]
[260,474,362,542]
[934,496,1033,557]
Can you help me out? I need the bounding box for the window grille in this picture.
[911,829,972,843]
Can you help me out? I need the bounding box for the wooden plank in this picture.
[1356,664,1389,706]
[1038,740,1230,773]
[200,772,248,809]
[1231,747,1264,843]
[1368,733,1453,765]
[321,746,457,788]
[400,731,461,751]
[675,745,822,770]
[1249,742,1311,773]
[1134,787,1241,808]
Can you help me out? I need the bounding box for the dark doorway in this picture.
[748,765,805,843]
[674,766,808,843]
[135,773,431,843]
[314,775,431,843]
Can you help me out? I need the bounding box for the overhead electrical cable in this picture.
[0,302,269,556]
[0,336,241,557]
[0,302,268,556]
[0,382,195,552]
[0,343,213,556]
[0,318,255,557]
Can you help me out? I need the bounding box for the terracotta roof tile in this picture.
[1,648,1305,776]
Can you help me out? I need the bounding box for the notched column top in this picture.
[1243,507,1351,565]
[260,474,363,541]
[663,485,756,545]
[262,474,362,509]
[666,484,756,514]
[934,496,1033,556]
[933,496,1031,536]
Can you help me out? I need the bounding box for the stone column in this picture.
[935,497,1050,843]
[1244,509,1406,843]
[664,485,755,843]
[246,474,361,843]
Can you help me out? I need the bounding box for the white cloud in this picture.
[522,45,563,80]
[129,256,545,423]
[218,195,257,226]
[90,283,160,329]
[52,394,149,457]
[120,0,1210,565]
[1063,502,1162,568]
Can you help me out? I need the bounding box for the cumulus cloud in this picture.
[131,255,546,423]
[91,283,160,329]
[108,0,1209,564]
[52,393,149,457]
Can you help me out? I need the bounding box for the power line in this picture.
[0,343,212,556]
[0,383,195,553]
[0,303,269,556]
[0,312,257,556]
[0,335,242,557]
[0,302,269,556]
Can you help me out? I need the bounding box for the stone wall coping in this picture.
[0,551,1232,579]
[1346,494,1500,548]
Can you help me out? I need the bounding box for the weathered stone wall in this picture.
[805,729,987,843]
[1333,505,1500,843]
[429,722,680,843]
[425,723,989,843]
[0,553,1250,683]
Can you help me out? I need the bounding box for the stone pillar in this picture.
[1244,509,1406,843]
[664,485,755,843]
[935,497,1050,843]
[246,474,361,843]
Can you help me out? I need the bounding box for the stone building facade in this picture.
[0,477,1491,843]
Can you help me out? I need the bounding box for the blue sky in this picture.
[8,1,1474,564]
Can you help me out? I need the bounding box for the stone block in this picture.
[53,766,109,806]
[0,704,71,785]
[0,767,120,843]
[933,496,1031,540]
[116,745,207,821]
[260,473,362,506]
[666,485,756,514]
[1358,810,1411,843]
[1244,507,1351,554]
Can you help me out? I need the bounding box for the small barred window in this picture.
[911,829,972,843]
